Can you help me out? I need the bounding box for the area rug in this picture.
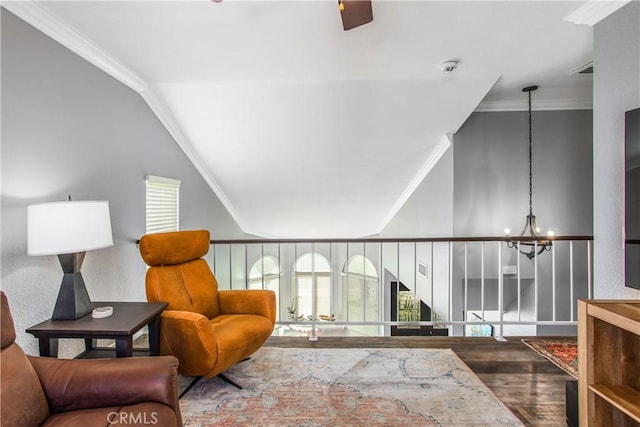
[521,338,578,379]
[180,347,523,426]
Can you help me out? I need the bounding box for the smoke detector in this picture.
[440,61,458,73]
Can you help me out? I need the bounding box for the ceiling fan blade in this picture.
[339,0,373,31]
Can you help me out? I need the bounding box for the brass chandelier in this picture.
[505,85,553,259]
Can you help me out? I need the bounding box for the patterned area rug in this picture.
[521,338,578,379]
[180,347,523,426]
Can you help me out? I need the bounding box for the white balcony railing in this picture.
[205,236,592,340]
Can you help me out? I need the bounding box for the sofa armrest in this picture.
[28,355,180,423]
[159,310,218,377]
[218,289,276,324]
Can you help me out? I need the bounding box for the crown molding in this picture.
[2,1,147,92]
[475,98,593,112]
[564,0,631,26]
[139,88,250,233]
[375,134,452,234]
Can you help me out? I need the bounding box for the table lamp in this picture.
[28,200,113,320]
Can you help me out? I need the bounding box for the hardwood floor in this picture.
[265,336,574,427]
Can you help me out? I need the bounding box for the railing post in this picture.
[448,241,453,334]
[261,243,265,290]
[310,243,318,342]
[211,243,216,274]
[363,242,367,322]
[570,240,574,322]
[379,242,384,336]
[346,242,350,322]
[228,244,232,290]
[396,242,400,329]
[517,242,521,322]
[464,242,468,336]
[244,244,248,290]
[587,240,593,299]
[430,242,434,323]
[278,243,282,323]
[552,242,556,322]
[413,242,420,322]
[498,241,504,340]
[481,242,485,322]
[294,243,298,324]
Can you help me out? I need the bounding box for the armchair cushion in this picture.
[210,314,275,373]
[158,310,219,377]
[140,229,209,266]
[219,289,277,324]
[28,355,180,416]
[146,259,220,318]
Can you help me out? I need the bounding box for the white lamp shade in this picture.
[28,201,114,256]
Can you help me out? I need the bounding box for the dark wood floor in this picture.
[265,336,574,427]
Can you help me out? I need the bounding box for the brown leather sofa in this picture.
[0,291,182,427]
[139,229,276,380]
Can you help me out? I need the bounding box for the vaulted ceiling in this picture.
[5,1,609,238]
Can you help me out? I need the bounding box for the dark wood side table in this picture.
[26,301,167,358]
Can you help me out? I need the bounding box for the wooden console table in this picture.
[26,301,167,358]
[578,300,640,426]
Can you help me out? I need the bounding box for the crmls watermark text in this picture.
[107,411,159,425]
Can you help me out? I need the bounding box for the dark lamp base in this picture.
[52,252,92,320]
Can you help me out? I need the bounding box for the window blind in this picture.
[145,175,181,234]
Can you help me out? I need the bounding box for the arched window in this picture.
[290,253,331,321]
[342,255,379,322]
[249,256,281,321]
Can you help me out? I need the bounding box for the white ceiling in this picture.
[9,1,598,238]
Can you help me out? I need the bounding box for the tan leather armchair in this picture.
[0,291,181,427]
[139,230,276,384]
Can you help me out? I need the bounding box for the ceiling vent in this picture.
[570,61,593,75]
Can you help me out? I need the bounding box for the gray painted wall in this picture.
[593,0,640,299]
[454,110,593,237]
[1,10,244,356]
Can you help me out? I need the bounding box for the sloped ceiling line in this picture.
[139,88,251,233]
[374,133,453,234]
[2,1,250,233]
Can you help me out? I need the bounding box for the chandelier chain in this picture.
[528,89,533,217]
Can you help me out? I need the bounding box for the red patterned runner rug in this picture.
[521,338,578,379]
